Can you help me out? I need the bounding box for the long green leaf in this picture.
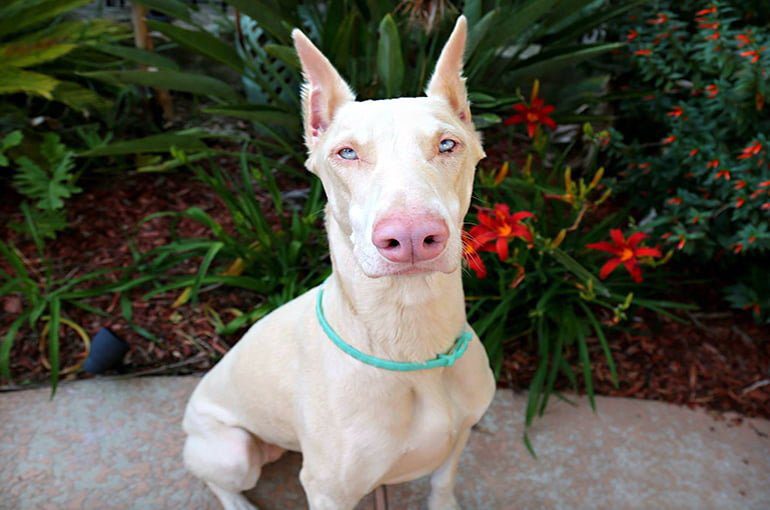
[78,132,207,157]
[80,70,240,101]
[578,300,618,387]
[0,0,91,38]
[147,20,244,73]
[48,298,61,397]
[0,67,59,98]
[52,81,112,114]
[93,44,180,70]
[576,330,595,411]
[0,312,28,381]
[547,0,648,43]
[190,242,224,303]
[132,0,193,24]
[202,105,298,128]
[508,43,624,80]
[549,247,610,297]
[0,41,77,68]
[264,44,301,71]
[377,14,404,98]
[224,0,291,43]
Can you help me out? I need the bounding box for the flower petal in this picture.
[609,229,626,246]
[541,116,557,130]
[526,122,537,138]
[511,210,535,222]
[496,237,509,261]
[586,241,620,254]
[627,232,647,248]
[635,246,662,258]
[623,260,644,283]
[599,258,622,279]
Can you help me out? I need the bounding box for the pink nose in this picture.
[372,214,449,264]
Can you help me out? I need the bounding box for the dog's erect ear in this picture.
[426,16,471,123]
[292,29,355,148]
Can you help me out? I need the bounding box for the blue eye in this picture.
[338,147,358,160]
[439,139,457,153]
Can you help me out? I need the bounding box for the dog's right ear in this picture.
[292,29,355,149]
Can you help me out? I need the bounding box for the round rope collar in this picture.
[316,285,472,371]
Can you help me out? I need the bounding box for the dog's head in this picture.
[293,17,484,278]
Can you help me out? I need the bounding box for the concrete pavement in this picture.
[1,376,768,509]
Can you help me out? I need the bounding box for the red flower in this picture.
[736,197,746,208]
[706,31,720,41]
[761,202,770,210]
[662,135,677,144]
[463,204,535,278]
[634,48,653,56]
[759,180,770,188]
[696,6,717,16]
[734,180,747,190]
[706,84,719,98]
[587,229,662,283]
[736,33,752,47]
[504,97,557,139]
[462,234,487,279]
[707,159,720,169]
[667,196,683,206]
[738,142,763,159]
[715,169,731,180]
[688,148,700,157]
[627,29,639,41]
[647,13,668,25]
[699,21,719,30]
[667,106,684,118]
[740,49,762,63]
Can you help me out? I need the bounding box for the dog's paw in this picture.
[427,493,461,510]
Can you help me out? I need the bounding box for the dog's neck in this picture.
[322,210,467,363]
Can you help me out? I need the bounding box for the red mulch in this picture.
[504,310,770,419]
[1,168,769,419]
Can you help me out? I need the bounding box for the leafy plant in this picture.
[134,146,329,334]
[0,0,126,114]
[130,0,640,152]
[0,206,121,394]
[0,130,22,166]
[462,82,691,448]
[605,0,770,320]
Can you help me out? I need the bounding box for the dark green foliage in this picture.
[135,147,329,335]
[606,0,770,320]
[141,0,635,149]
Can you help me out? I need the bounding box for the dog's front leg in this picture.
[299,460,374,510]
[427,426,471,510]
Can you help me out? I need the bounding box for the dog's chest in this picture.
[381,376,471,484]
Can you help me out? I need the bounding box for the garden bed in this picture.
[1,170,768,419]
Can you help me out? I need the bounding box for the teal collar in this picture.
[316,285,472,371]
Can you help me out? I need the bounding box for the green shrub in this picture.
[462,82,689,444]
[133,147,329,335]
[136,0,638,152]
[606,0,770,322]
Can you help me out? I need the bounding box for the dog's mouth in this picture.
[363,256,460,278]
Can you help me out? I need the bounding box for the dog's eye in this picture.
[438,139,457,153]
[338,147,358,160]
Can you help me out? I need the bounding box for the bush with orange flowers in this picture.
[606,1,770,322]
[462,85,688,437]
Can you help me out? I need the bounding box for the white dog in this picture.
[183,16,495,510]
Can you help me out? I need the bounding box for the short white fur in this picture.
[183,16,495,510]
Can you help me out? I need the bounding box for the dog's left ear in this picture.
[427,16,471,123]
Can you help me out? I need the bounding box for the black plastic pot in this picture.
[83,328,129,374]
